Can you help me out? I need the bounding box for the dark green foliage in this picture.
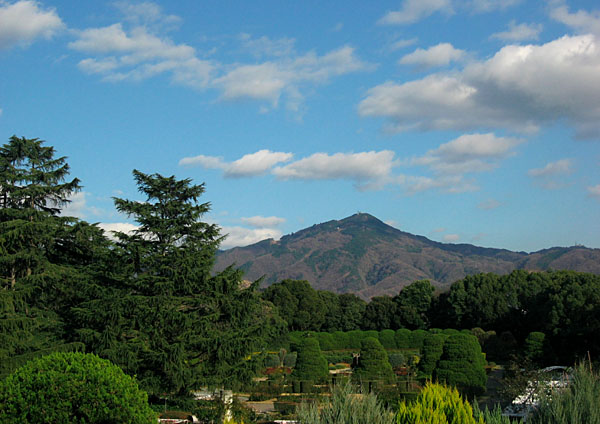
[387,352,406,368]
[379,329,396,349]
[338,293,367,331]
[472,404,514,424]
[346,329,365,349]
[316,332,335,351]
[419,333,446,377]
[434,334,487,396]
[524,331,546,364]
[291,336,328,382]
[395,328,411,349]
[0,351,156,423]
[73,170,270,395]
[530,362,600,424]
[352,337,394,383]
[409,329,428,350]
[263,279,326,331]
[362,295,396,330]
[395,280,434,329]
[332,330,349,349]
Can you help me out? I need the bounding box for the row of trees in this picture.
[0,136,277,399]
[264,270,600,362]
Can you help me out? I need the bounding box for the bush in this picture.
[316,332,335,351]
[388,352,406,368]
[352,337,394,383]
[524,331,546,364]
[397,382,484,424]
[379,329,397,349]
[347,330,364,349]
[434,334,487,396]
[296,381,395,424]
[291,336,329,383]
[264,353,280,368]
[418,334,446,377]
[283,351,297,367]
[395,329,412,349]
[409,329,428,350]
[332,331,349,350]
[0,351,156,423]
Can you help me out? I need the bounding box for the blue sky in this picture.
[1,0,599,252]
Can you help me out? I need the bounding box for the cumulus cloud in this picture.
[359,34,600,139]
[220,226,282,249]
[399,43,466,68]
[179,149,293,177]
[528,159,573,177]
[378,0,452,25]
[478,199,501,210]
[241,215,286,228]
[240,33,295,58]
[588,184,600,198]
[273,150,397,190]
[412,133,524,175]
[490,21,542,42]
[550,3,600,36]
[0,0,64,49]
[390,38,418,51]
[443,234,460,242]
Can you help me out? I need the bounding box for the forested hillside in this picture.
[215,213,600,298]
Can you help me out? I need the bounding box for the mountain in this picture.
[214,213,600,299]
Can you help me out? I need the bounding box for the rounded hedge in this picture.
[0,351,156,423]
[291,336,329,382]
[352,337,394,383]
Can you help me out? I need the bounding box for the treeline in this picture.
[262,270,600,362]
[0,136,276,400]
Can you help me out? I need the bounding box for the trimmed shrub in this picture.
[0,351,156,423]
[388,352,406,368]
[409,329,428,350]
[283,351,297,367]
[352,337,394,383]
[291,336,329,383]
[397,382,484,424]
[395,329,412,349]
[316,332,335,351]
[419,334,446,377]
[434,334,487,396]
[524,331,546,364]
[379,329,397,349]
[347,330,364,349]
[332,331,349,350]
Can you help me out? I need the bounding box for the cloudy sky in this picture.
[1,0,599,251]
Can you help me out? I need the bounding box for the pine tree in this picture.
[0,136,84,378]
[74,170,271,396]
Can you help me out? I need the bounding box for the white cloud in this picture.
[443,234,460,242]
[213,46,371,110]
[240,33,295,58]
[390,38,418,51]
[588,184,600,198]
[97,222,139,239]
[114,1,181,30]
[0,0,64,49]
[478,199,501,210]
[469,0,520,13]
[412,133,524,175]
[398,174,478,194]
[69,23,214,88]
[399,43,466,68]
[379,0,452,25]
[359,34,600,139]
[241,215,286,228]
[220,226,282,249]
[179,149,293,177]
[273,150,397,190]
[59,191,105,219]
[491,21,542,42]
[550,3,600,36]
[528,159,573,177]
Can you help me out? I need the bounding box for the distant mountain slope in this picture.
[214,213,600,298]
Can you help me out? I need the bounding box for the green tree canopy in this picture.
[291,335,329,382]
[0,351,156,423]
[394,280,435,330]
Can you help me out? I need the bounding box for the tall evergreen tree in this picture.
[0,136,84,377]
[74,170,271,396]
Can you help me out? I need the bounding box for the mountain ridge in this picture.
[215,213,600,298]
